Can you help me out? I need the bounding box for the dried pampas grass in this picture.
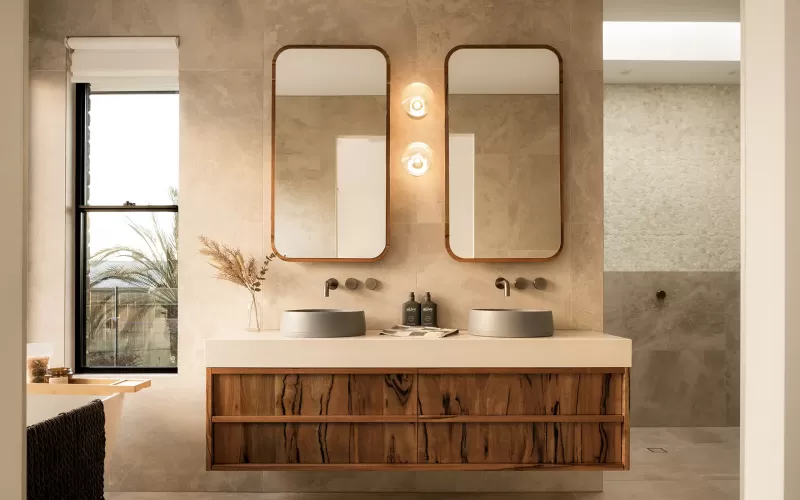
[198,236,276,330]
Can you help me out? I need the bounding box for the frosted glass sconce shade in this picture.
[402,142,433,177]
[401,82,433,118]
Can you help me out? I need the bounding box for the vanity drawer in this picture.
[418,422,622,465]
[213,422,417,465]
[417,371,623,416]
[212,372,416,416]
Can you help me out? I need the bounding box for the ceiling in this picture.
[604,0,739,21]
[603,21,740,84]
[605,60,740,84]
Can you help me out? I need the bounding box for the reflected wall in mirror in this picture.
[446,46,562,261]
[272,46,389,261]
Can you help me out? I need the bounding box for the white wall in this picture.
[448,134,475,258]
[0,0,27,496]
[741,0,800,498]
[335,136,386,258]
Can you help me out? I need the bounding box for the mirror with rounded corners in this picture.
[445,46,563,262]
[272,46,390,262]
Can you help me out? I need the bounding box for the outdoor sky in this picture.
[87,93,179,257]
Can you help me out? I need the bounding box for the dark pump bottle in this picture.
[421,292,438,327]
[402,293,421,326]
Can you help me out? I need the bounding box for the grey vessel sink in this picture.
[280,309,366,338]
[468,309,554,338]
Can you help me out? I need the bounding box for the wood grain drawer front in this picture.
[418,423,622,465]
[417,373,623,416]
[277,374,416,416]
[213,374,276,416]
[214,423,416,465]
[212,373,416,416]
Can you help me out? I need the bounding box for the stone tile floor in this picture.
[107,427,739,500]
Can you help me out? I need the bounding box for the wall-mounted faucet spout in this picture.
[495,277,510,297]
[324,278,339,297]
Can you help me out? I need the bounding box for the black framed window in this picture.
[75,84,179,373]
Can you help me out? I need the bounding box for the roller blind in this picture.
[66,37,179,92]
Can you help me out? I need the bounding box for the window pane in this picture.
[87,93,179,206]
[85,211,178,368]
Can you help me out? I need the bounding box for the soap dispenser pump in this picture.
[421,292,438,327]
[402,293,421,326]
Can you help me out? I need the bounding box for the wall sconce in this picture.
[402,142,433,177]
[401,82,433,119]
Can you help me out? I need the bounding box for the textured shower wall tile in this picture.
[631,349,727,427]
[604,84,741,272]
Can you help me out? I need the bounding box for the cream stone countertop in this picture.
[205,330,632,368]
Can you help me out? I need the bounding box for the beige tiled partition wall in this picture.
[28,0,603,493]
[604,85,741,427]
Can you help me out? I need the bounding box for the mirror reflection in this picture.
[272,47,388,261]
[447,47,562,260]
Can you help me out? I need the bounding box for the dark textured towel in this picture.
[27,399,106,500]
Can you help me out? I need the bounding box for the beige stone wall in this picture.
[274,95,385,258]
[28,0,603,492]
[449,94,561,258]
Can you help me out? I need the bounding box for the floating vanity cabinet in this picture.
[206,367,630,471]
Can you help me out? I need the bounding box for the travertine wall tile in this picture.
[110,0,179,36]
[27,0,603,492]
[605,271,740,426]
[450,94,561,258]
[273,96,385,258]
[631,349,727,427]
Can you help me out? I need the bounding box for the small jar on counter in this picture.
[47,367,73,384]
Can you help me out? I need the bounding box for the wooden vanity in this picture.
[205,331,631,471]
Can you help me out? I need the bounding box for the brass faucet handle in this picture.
[514,278,527,290]
[532,277,548,290]
[494,277,511,297]
[345,278,359,290]
[365,278,379,290]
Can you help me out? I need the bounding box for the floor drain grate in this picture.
[647,447,668,453]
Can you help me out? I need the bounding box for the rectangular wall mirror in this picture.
[272,46,389,262]
[445,46,563,261]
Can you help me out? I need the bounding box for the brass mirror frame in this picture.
[270,45,391,263]
[444,44,564,263]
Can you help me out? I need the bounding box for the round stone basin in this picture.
[280,309,366,338]
[468,309,554,338]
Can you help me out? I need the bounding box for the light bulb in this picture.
[401,83,433,119]
[402,142,433,177]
